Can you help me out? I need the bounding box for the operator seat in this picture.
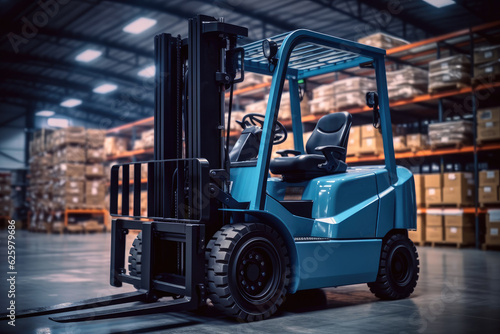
[270,112,352,181]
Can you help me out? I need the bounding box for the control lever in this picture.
[366,91,381,129]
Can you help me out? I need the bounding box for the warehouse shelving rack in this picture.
[105,21,500,248]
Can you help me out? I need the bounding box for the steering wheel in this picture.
[240,113,288,145]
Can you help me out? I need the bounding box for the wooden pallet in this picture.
[429,241,474,249]
[430,142,467,151]
[481,243,500,251]
[426,203,471,208]
[479,202,500,208]
[428,82,469,95]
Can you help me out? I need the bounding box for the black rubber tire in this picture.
[368,233,419,300]
[206,223,291,322]
[128,232,142,289]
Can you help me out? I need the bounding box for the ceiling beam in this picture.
[0,51,146,87]
[1,85,141,123]
[1,69,154,109]
[37,28,152,58]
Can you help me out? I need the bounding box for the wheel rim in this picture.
[234,237,281,303]
[390,245,413,286]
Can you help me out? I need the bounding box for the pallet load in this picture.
[479,169,500,206]
[309,83,335,114]
[333,77,376,110]
[424,173,442,207]
[27,152,53,231]
[426,209,444,243]
[443,210,475,246]
[357,32,409,49]
[477,106,500,144]
[442,172,474,206]
[428,120,473,149]
[406,132,429,152]
[473,45,500,83]
[408,213,425,245]
[104,136,129,157]
[85,129,106,212]
[225,111,245,131]
[347,125,361,156]
[236,72,264,89]
[265,92,310,121]
[387,67,428,100]
[359,124,383,155]
[428,55,471,93]
[485,210,500,247]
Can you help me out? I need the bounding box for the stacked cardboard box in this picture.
[333,78,376,110]
[443,210,475,244]
[485,210,500,246]
[474,45,500,82]
[357,33,409,49]
[424,173,442,206]
[347,126,361,156]
[426,209,444,242]
[406,132,429,151]
[408,213,425,244]
[428,120,473,148]
[0,174,12,218]
[387,67,428,100]
[309,83,335,114]
[442,172,474,206]
[85,129,106,209]
[104,137,129,157]
[428,55,471,93]
[359,124,383,155]
[477,107,500,143]
[479,170,500,205]
[393,135,407,152]
[236,72,264,89]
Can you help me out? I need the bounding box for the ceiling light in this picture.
[36,110,55,117]
[422,0,455,8]
[47,118,69,128]
[123,17,157,34]
[75,49,102,62]
[60,98,82,108]
[93,83,118,94]
[138,65,155,78]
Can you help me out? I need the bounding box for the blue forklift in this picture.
[13,14,418,323]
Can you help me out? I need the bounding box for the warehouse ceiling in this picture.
[0,0,498,129]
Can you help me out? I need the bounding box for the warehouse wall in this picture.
[0,105,26,171]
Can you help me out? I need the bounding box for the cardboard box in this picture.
[425,187,442,206]
[487,209,500,225]
[478,124,500,142]
[442,186,474,205]
[309,97,335,114]
[414,174,425,207]
[443,172,474,188]
[55,146,86,163]
[85,180,106,207]
[347,126,361,156]
[86,129,106,148]
[477,107,500,123]
[87,148,105,163]
[361,124,376,139]
[479,170,500,186]
[393,135,407,152]
[360,135,384,155]
[424,173,442,188]
[474,45,500,65]
[445,225,475,244]
[312,83,335,100]
[479,186,499,204]
[85,164,104,178]
[357,33,409,49]
[474,61,500,78]
[408,214,425,243]
[406,133,428,150]
[54,163,85,179]
[426,210,443,242]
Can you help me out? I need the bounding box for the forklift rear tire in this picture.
[368,233,419,300]
[206,223,291,322]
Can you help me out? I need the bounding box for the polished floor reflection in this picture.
[1,231,499,333]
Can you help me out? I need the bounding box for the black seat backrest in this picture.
[305,112,352,159]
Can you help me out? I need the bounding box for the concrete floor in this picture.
[1,231,499,334]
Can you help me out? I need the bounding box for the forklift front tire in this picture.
[206,223,291,322]
[368,233,419,300]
